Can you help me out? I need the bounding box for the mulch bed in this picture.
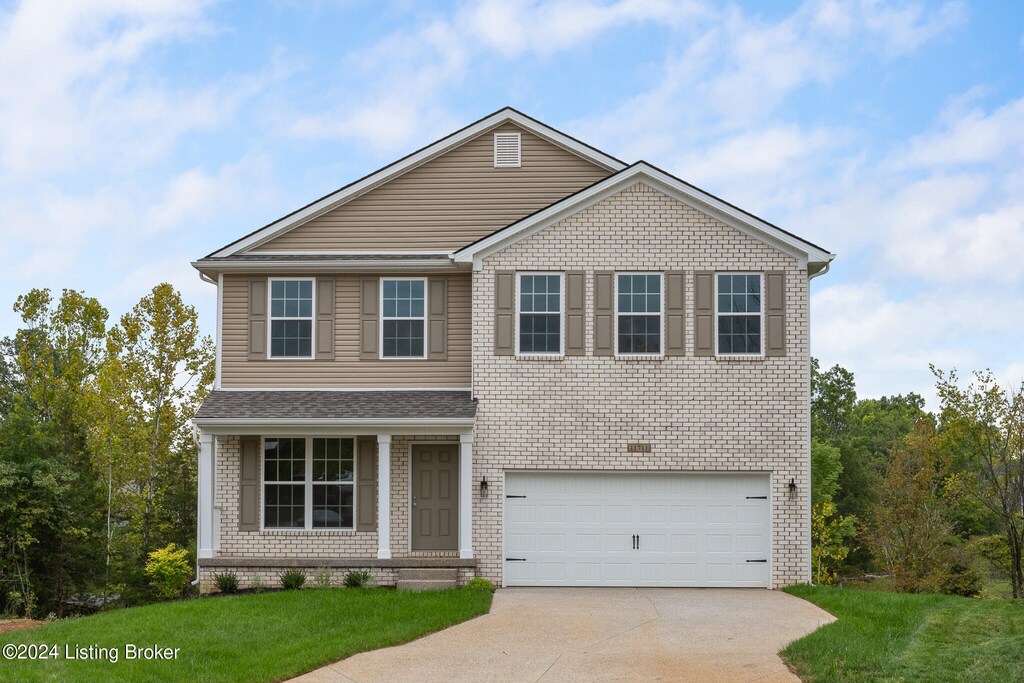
[0,619,45,633]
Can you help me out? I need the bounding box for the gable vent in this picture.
[493,132,521,168]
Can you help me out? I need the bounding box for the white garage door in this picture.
[504,472,771,588]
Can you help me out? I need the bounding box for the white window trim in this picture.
[714,272,766,358]
[493,131,522,168]
[267,277,316,360]
[515,272,565,357]
[260,436,356,532]
[614,272,664,358]
[379,276,429,360]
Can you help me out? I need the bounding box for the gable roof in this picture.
[207,107,628,258]
[453,162,835,267]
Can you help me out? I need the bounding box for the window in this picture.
[263,437,354,530]
[493,132,521,167]
[269,279,313,358]
[716,273,763,355]
[616,273,662,355]
[381,278,426,359]
[517,273,562,355]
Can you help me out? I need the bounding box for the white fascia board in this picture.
[191,258,465,275]
[210,109,627,258]
[455,163,835,266]
[193,417,475,437]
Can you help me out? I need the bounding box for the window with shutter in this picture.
[493,132,521,167]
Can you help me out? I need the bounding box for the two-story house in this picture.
[191,108,834,591]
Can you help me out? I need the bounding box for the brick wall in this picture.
[470,182,811,588]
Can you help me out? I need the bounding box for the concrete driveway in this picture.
[292,588,835,683]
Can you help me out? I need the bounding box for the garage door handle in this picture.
[506,557,527,561]
[746,559,767,563]
[746,496,767,499]
[506,495,527,499]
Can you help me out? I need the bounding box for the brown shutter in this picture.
[694,271,714,356]
[248,279,267,360]
[593,271,614,356]
[356,436,378,532]
[665,271,686,356]
[494,271,515,355]
[565,272,585,355]
[428,277,448,360]
[360,278,379,360]
[765,271,786,357]
[239,436,260,531]
[316,278,335,360]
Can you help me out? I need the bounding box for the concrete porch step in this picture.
[396,579,457,591]
[398,568,458,581]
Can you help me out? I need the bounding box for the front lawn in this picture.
[783,585,1024,682]
[0,588,492,682]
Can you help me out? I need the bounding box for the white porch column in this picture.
[197,432,215,559]
[377,434,392,559]
[459,432,474,559]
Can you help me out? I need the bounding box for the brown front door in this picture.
[411,444,459,551]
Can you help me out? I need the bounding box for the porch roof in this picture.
[194,390,476,422]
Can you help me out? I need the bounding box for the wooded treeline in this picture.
[811,359,1024,598]
[0,285,213,617]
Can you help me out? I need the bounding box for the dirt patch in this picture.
[0,619,45,634]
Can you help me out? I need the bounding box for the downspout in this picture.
[805,259,833,585]
[192,270,218,587]
[190,423,202,587]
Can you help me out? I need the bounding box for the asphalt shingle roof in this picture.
[195,390,476,421]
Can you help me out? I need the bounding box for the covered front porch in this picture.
[191,390,477,590]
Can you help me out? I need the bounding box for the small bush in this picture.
[464,577,495,592]
[314,566,333,588]
[214,572,239,594]
[251,574,265,594]
[281,570,306,590]
[144,543,192,600]
[344,570,375,588]
[926,562,982,597]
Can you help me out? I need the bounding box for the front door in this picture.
[411,444,459,551]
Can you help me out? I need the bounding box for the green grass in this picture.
[0,588,492,682]
[783,585,1024,682]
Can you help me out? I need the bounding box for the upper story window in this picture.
[494,132,521,167]
[264,437,354,530]
[716,273,763,356]
[270,279,313,358]
[616,273,662,356]
[517,273,563,355]
[381,278,426,359]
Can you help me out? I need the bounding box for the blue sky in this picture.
[1,0,1022,405]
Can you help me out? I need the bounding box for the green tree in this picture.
[934,368,1024,598]
[811,358,856,445]
[1,289,108,616]
[868,418,956,593]
[89,284,214,601]
[811,439,842,505]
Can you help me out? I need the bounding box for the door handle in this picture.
[636,534,640,550]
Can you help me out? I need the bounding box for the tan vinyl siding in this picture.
[250,124,612,253]
[220,273,471,388]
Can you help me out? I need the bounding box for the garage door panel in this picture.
[504,472,770,588]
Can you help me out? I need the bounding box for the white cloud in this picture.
[898,96,1024,169]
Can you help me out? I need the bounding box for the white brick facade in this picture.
[470,183,811,588]
[200,182,812,591]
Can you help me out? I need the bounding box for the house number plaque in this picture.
[627,443,652,453]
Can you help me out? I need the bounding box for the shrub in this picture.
[251,574,265,594]
[464,577,495,592]
[144,543,192,600]
[344,570,375,588]
[936,562,982,597]
[281,570,306,590]
[214,572,239,594]
[811,501,857,585]
[314,566,333,588]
